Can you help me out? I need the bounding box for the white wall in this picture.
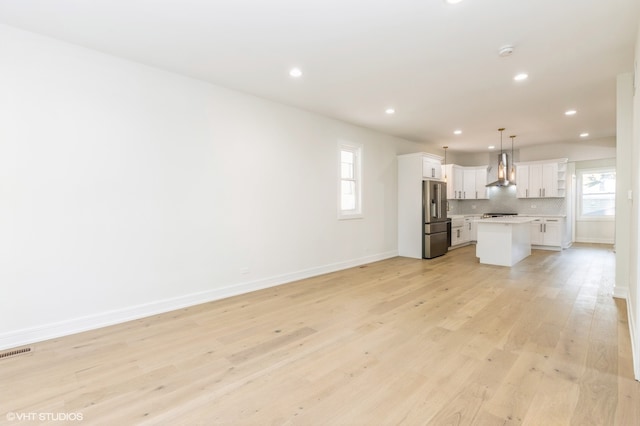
[617,74,633,299]
[519,138,616,162]
[0,25,430,349]
[452,141,616,168]
[630,18,640,380]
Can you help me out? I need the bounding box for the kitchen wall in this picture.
[448,144,617,243]
[452,139,616,169]
[0,24,431,349]
[448,188,565,216]
[447,151,567,216]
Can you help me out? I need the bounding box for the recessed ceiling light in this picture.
[514,73,528,81]
[488,145,495,150]
[289,68,302,78]
[565,109,577,116]
[444,0,463,4]
[385,108,395,115]
[453,130,462,135]
[580,132,589,137]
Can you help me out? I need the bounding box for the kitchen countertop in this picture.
[452,214,567,220]
[477,217,536,224]
[517,214,566,218]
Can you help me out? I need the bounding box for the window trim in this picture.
[337,141,363,220]
[576,167,616,221]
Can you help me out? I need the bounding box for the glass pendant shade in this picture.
[497,128,505,180]
[443,146,448,182]
[498,162,505,179]
[509,135,516,183]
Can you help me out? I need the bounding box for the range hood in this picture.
[486,152,511,187]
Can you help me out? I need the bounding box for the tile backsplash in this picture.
[447,186,566,216]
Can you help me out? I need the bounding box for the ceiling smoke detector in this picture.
[498,46,514,57]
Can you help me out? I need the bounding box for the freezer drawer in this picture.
[424,221,448,234]
[424,231,448,259]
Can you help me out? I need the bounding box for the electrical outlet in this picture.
[531,204,537,209]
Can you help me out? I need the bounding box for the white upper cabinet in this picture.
[443,164,463,199]
[423,156,443,180]
[462,168,476,200]
[443,164,488,200]
[516,164,530,198]
[516,159,566,198]
[474,168,488,199]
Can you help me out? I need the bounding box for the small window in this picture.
[338,142,363,219]
[578,168,616,219]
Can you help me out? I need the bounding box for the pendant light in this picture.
[509,135,516,183]
[443,146,448,182]
[486,128,511,187]
[497,128,506,180]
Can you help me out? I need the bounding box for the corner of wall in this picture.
[628,295,640,380]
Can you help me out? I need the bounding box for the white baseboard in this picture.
[574,238,615,244]
[613,286,629,299]
[626,295,640,381]
[0,250,398,351]
[531,245,562,251]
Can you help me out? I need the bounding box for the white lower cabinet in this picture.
[450,217,465,247]
[468,218,478,242]
[530,217,563,249]
[451,216,478,247]
[452,225,464,246]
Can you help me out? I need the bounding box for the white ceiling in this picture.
[1,0,638,152]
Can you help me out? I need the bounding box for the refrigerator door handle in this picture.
[436,184,442,218]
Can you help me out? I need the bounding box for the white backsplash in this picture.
[447,186,566,216]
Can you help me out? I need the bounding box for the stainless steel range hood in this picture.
[486,152,511,187]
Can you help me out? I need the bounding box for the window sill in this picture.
[338,213,364,221]
[576,216,615,222]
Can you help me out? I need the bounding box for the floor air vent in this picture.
[0,347,33,360]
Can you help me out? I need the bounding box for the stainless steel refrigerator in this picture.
[423,180,449,259]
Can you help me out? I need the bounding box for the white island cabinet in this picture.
[476,217,536,267]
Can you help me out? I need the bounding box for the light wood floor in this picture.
[1,244,638,425]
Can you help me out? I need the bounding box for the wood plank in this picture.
[0,244,637,424]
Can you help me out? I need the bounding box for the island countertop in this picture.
[476,217,536,224]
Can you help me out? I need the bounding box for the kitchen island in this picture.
[475,217,536,266]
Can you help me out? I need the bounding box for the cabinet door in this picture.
[451,227,463,246]
[530,220,544,245]
[422,158,442,179]
[462,169,476,199]
[443,165,455,199]
[461,219,471,242]
[541,163,558,197]
[529,164,544,197]
[475,168,488,199]
[453,166,464,199]
[463,218,476,242]
[542,220,562,246]
[516,165,530,198]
